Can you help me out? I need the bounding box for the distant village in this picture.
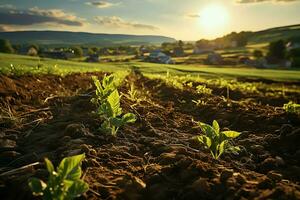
[1,31,300,69]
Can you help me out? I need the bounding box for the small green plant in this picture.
[165,71,185,89]
[9,64,25,76]
[195,120,241,159]
[98,90,136,136]
[91,75,135,136]
[196,85,212,95]
[283,101,300,114]
[187,82,193,88]
[28,154,88,200]
[126,83,143,104]
[45,64,59,75]
[91,74,119,106]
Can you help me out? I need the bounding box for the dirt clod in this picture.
[267,171,283,182]
[220,169,234,183]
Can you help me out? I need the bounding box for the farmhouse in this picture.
[146,50,174,64]
[139,46,148,55]
[27,47,38,56]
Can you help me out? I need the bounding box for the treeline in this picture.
[214,31,252,47]
[0,38,142,57]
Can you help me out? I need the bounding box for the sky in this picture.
[0,0,300,40]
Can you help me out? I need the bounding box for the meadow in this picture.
[1,53,300,81]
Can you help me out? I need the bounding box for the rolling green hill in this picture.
[249,24,300,44]
[0,31,176,47]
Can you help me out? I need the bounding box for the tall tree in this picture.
[0,39,14,53]
[253,50,263,58]
[267,40,286,60]
[178,40,184,48]
[72,46,83,57]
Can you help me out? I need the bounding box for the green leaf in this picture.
[44,158,54,174]
[222,131,241,138]
[97,103,110,116]
[100,120,112,134]
[110,117,124,127]
[198,122,215,138]
[217,141,225,158]
[28,178,47,196]
[227,146,241,154]
[57,154,85,181]
[205,136,212,148]
[122,113,136,124]
[92,76,103,94]
[212,120,220,135]
[66,180,89,199]
[197,135,205,144]
[103,74,114,88]
[90,98,97,105]
[107,90,122,117]
[63,179,74,190]
[197,135,212,148]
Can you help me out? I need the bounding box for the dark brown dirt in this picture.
[0,72,300,200]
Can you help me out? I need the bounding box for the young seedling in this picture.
[196,85,212,95]
[98,90,136,136]
[195,120,241,159]
[91,74,119,106]
[28,154,88,200]
[126,83,142,103]
[187,82,193,88]
[283,101,300,114]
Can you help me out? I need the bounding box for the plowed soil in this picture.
[0,72,300,200]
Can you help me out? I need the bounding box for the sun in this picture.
[200,4,229,32]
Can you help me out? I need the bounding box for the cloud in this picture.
[186,13,200,18]
[236,0,299,3]
[0,4,16,9]
[0,7,85,27]
[94,16,159,30]
[86,1,120,8]
[0,25,10,32]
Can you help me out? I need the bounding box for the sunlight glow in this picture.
[200,4,229,35]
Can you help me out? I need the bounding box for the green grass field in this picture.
[1,53,299,81]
